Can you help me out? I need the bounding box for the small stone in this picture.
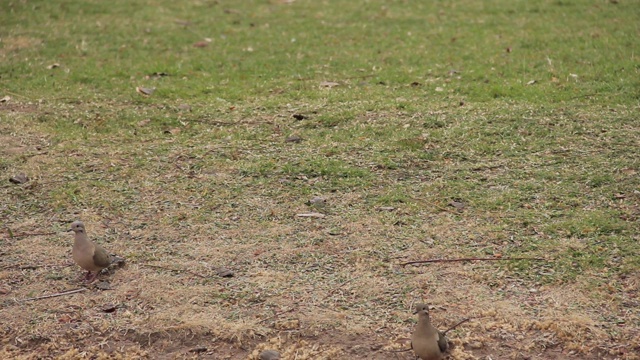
[9,174,28,184]
[285,135,303,143]
[259,349,281,360]
[189,346,207,353]
[94,281,112,291]
[177,104,191,112]
[101,304,118,313]
[216,267,234,277]
[448,200,465,211]
[307,196,326,209]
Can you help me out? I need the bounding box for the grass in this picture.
[1,0,639,359]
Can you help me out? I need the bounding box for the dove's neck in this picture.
[418,313,433,329]
[74,232,92,249]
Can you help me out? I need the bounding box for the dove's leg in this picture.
[85,271,99,282]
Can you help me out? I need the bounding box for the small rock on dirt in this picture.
[101,304,118,313]
[9,174,28,184]
[307,196,326,209]
[259,350,281,360]
[285,135,303,143]
[177,104,191,112]
[448,200,465,211]
[189,346,208,353]
[94,281,112,290]
[216,267,234,277]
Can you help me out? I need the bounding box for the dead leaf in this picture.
[189,346,208,353]
[378,206,396,212]
[137,119,151,127]
[174,19,192,26]
[319,81,340,88]
[193,41,209,48]
[0,96,10,103]
[526,80,537,85]
[9,174,28,184]
[296,212,326,218]
[136,86,155,96]
[164,127,181,135]
[46,63,60,69]
[177,104,191,112]
[614,193,626,200]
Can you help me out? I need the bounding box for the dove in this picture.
[411,303,448,360]
[70,221,111,282]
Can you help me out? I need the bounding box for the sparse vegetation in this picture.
[1,0,639,359]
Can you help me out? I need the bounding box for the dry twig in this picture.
[19,288,87,302]
[400,257,546,267]
[3,230,58,240]
[442,318,471,335]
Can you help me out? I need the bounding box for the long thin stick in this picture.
[142,263,207,278]
[2,263,74,270]
[400,257,546,267]
[3,231,58,240]
[442,318,471,335]
[20,288,87,302]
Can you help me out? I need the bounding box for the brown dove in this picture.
[411,303,448,360]
[70,221,111,282]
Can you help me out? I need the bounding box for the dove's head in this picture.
[413,303,431,319]
[70,221,86,233]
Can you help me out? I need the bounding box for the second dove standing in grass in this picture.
[70,221,111,282]
[411,303,448,360]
